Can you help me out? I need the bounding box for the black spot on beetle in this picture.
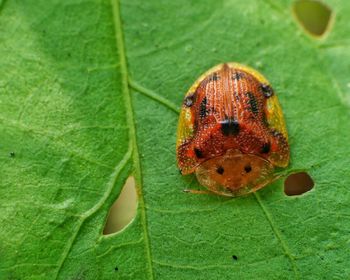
[271,129,283,138]
[221,118,240,136]
[261,84,274,98]
[184,94,195,107]
[10,152,15,157]
[272,130,280,136]
[244,165,252,173]
[199,97,208,118]
[194,148,204,158]
[234,92,241,102]
[232,72,244,80]
[232,255,238,261]
[216,166,224,175]
[262,111,269,127]
[209,72,219,81]
[246,92,259,115]
[261,142,271,154]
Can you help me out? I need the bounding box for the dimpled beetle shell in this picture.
[176,63,289,197]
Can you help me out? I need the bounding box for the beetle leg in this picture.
[183,189,214,195]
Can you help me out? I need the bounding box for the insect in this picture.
[176,63,289,197]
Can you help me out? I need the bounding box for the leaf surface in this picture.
[0,0,349,279]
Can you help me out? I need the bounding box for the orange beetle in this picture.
[176,63,289,197]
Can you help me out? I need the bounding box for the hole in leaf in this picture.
[284,172,314,196]
[103,176,138,235]
[293,0,333,37]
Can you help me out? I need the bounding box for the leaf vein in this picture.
[254,193,299,279]
[128,78,180,114]
[96,237,144,258]
[53,144,132,279]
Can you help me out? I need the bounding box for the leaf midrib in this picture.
[111,0,155,279]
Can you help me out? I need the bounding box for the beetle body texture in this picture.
[176,63,289,197]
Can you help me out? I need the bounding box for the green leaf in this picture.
[1,0,349,279]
